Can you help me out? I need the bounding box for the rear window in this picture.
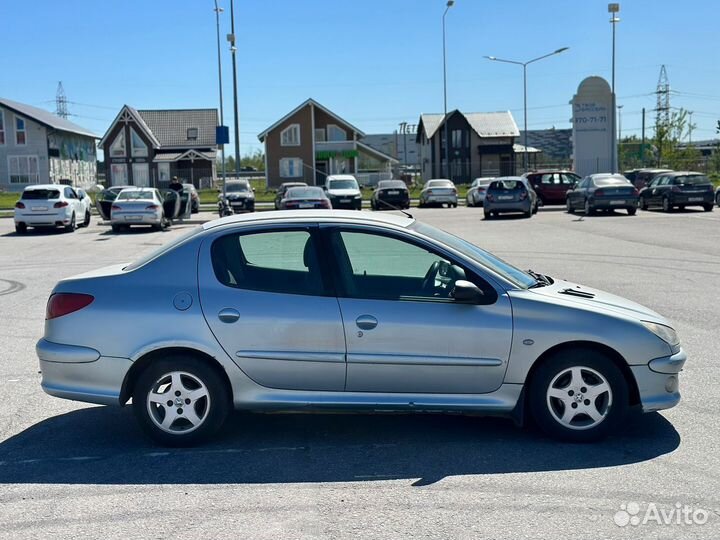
[428,180,453,188]
[489,180,523,190]
[286,187,324,198]
[595,177,630,186]
[379,181,406,189]
[117,190,153,200]
[673,175,710,185]
[22,189,60,200]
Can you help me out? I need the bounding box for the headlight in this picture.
[641,321,679,346]
[354,194,362,199]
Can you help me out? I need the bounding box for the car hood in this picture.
[327,189,360,197]
[528,278,670,326]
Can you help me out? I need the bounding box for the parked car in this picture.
[466,177,494,207]
[274,182,308,209]
[222,180,255,213]
[110,188,169,232]
[324,175,362,210]
[716,186,720,208]
[95,185,130,221]
[566,174,638,216]
[75,188,93,227]
[279,186,331,209]
[182,183,200,214]
[625,168,672,190]
[484,177,538,219]
[638,171,714,212]
[370,180,410,210]
[523,170,581,206]
[418,179,458,208]
[37,210,685,445]
[14,184,87,234]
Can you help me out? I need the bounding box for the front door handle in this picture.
[218,308,240,323]
[355,314,378,330]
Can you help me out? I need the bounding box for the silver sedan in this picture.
[37,211,684,446]
[110,188,169,232]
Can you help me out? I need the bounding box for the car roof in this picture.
[327,175,357,181]
[24,184,63,191]
[493,176,525,181]
[665,171,704,176]
[526,169,576,174]
[203,209,414,231]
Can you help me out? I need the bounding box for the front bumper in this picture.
[631,348,686,413]
[37,338,130,406]
[485,199,531,213]
[330,197,362,209]
[228,198,255,212]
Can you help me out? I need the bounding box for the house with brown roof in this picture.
[258,98,397,188]
[416,110,522,182]
[99,105,218,188]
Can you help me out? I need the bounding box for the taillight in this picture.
[46,293,94,320]
[15,201,25,209]
[452,188,457,194]
[594,189,605,197]
[519,191,528,200]
[111,205,122,211]
[53,201,69,208]
[146,204,159,210]
[321,200,331,208]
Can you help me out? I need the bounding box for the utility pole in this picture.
[641,107,646,164]
[213,0,227,200]
[442,0,454,179]
[609,3,620,173]
[228,0,241,175]
[688,111,694,143]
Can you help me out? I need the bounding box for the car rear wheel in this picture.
[627,207,637,216]
[64,213,76,233]
[716,193,720,207]
[566,199,575,214]
[640,197,648,210]
[133,357,230,446]
[15,223,27,234]
[703,204,713,212]
[584,200,595,215]
[529,349,628,442]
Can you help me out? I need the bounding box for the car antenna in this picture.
[378,198,413,219]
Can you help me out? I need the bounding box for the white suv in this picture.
[14,184,87,234]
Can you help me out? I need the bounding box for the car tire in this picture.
[15,223,27,234]
[133,356,230,447]
[640,197,648,211]
[716,193,720,207]
[662,196,672,213]
[528,349,629,443]
[566,199,575,214]
[524,209,532,218]
[83,210,91,227]
[703,204,713,212]
[627,207,637,216]
[484,210,492,220]
[64,213,76,233]
[111,224,120,233]
[584,200,595,216]
[467,196,474,207]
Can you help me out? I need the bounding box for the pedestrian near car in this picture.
[169,177,184,192]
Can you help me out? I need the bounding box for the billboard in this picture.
[571,76,616,177]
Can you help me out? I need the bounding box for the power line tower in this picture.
[55,81,69,119]
[655,65,670,130]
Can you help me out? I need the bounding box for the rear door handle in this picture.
[355,314,378,330]
[218,308,240,323]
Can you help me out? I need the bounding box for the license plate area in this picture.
[610,200,624,205]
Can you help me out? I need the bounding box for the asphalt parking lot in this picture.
[0,206,718,539]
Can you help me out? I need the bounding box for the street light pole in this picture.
[609,3,620,173]
[484,47,569,173]
[228,0,240,176]
[442,0,454,179]
[213,0,227,200]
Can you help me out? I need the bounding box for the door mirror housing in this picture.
[451,280,484,303]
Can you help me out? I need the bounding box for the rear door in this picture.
[198,225,347,391]
[325,226,512,394]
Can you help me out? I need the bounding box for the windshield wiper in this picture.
[527,269,551,288]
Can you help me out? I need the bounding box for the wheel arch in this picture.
[119,346,233,406]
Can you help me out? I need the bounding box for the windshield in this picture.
[22,189,60,200]
[117,190,154,200]
[328,179,358,190]
[411,222,536,289]
[287,187,324,198]
[674,175,710,185]
[226,183,249,192]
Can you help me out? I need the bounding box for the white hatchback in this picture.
[14,184,87,234]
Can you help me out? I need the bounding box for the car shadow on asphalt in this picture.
[0,407,680,485]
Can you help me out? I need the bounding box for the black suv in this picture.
[639,172,714,212]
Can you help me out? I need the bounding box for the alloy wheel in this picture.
[546,366,612,431]
[146,371,211,434]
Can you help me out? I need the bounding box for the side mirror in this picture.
[451,280,484,303]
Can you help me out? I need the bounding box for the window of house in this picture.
[281,124,300,146]
[280,157,303,178]
[15,117,26,145]
[110,130,126,157]
[187,127,198,140]
[0,110,5,145]
[132,163,150,186]
[327,124,347,142]
[110,163,128,185]
[211,230,325,296]
[8,156,39,184]
[315,128,326,142]
[130,128,148,157]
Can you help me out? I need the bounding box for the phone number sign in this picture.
[573,102,608,132]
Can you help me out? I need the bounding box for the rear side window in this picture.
[22,189,59,200]
[211,229,326,296]
[490,180,523,191]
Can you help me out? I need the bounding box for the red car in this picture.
[523,170,581,206]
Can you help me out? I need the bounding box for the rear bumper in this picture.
[670,194,713,205]
[330,198,362,209]
[14,209,70,226]
[590,197,638,209]
[486,200,531,213]
[111,212,163,225]
[424,195,457,204]
[376,196,410,207]
[630,348,685,413]
[37,339,130,406]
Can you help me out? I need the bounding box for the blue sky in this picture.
[2,0,718,157]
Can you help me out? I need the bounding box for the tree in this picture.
[653,108,700,169]
[240,149,265,171]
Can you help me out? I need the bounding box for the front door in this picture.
[325,227,512,394]
[198,225,346,391]
[315,161,328,185]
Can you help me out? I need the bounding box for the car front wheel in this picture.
[133,356,230,446]
[662,196,672,213]
[529,349,628,442]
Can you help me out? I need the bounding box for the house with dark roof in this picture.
[416,110,520,182]
[0,97,98,191]
[258,98,398,187]
[99,105,218,188]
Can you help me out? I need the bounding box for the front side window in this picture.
[110,130,126,157]
[280,158,303,178]
[280,124,300,146]
[130,128,148,157]
[8,155,39,183]
[211,229,325,296]
[15,117,26,145]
